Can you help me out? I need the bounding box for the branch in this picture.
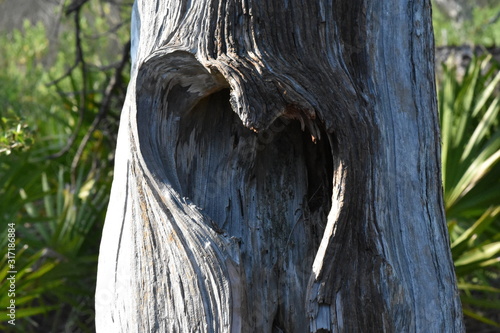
[46,8,88,160]
[65,0,89,15]
[70,40,131,173]
[487,10,500,25]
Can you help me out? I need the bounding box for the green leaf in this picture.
[454,242,500,267]
[462,308,500,327]
[0,304,59,320]
[451,207,500,257]
[458,283,500,293]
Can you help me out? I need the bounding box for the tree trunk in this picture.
[95,0,464,332]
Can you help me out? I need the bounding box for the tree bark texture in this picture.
[96,0,464,332]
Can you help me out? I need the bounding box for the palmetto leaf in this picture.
[458,283,500,293]
[454,242,500,274]
[440,56,500,217]
[451,207,500,259]
[439,55,500,328]
[462,308,500,328]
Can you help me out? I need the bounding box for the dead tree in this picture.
[95,0,464,331]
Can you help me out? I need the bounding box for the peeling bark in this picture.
[96,0,464,332]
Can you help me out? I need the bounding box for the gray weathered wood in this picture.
[96,0,465,332]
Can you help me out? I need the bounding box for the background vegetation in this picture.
[0,1,130,331]
[433,0,500,46]
[0,0,498,331]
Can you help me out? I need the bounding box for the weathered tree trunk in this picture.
[95,0,464,332]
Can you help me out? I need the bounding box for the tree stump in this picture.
[96,1,465,332]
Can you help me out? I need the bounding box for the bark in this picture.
[95,0,464,332]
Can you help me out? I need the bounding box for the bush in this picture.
[433,0,500,46]
[0,1,130,331]
[439,54,500,327]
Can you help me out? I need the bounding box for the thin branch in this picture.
[45,61,80,87]
[89,60,127,72]
[101,0,134,7]
[487,10,500,26]
[83,22,126,40]
[65,0,89,15]
[47,8,88,160]
[70,40,131,173]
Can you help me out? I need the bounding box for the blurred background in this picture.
[0,0,498,332]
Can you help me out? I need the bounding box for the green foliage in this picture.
[0,155,110,332]
[433,1,500,46]
[441,56,500,218]
[439,55,500,327]
[0,113,34,155]
[0,21,46,156]
[0,1,130,331]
